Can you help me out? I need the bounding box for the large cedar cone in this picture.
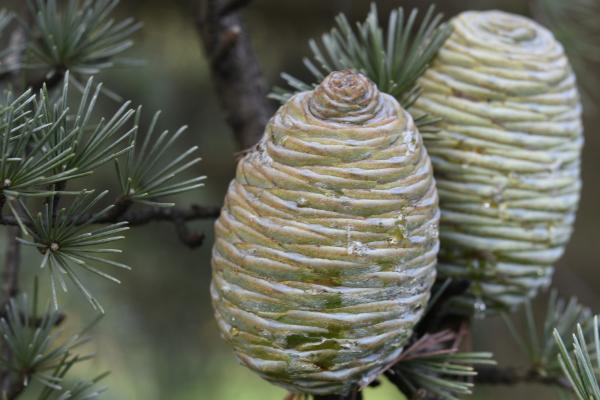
[414,11,583,312]
[211,70,440,394]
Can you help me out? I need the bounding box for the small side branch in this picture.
[27,69,65,92]
[104,204,221,226]
[196,0,272,150]
[108,203,221,249]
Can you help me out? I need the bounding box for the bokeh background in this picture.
[1,0,599,399]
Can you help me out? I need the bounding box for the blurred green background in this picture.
[1,0,599,399]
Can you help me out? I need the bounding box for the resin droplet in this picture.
[473,298,487,319]
[347,241,369,256]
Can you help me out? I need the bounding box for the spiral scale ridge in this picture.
[414,11,583,310]
[212,71,439,394]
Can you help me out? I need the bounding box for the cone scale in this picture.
[415,11,583,311]
[211,71,439,394]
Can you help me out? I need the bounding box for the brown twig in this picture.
[92,204,222,246]
[50,181,67,218]
[103,202,221,248]
[0,203,221,248]
[414,279,471,337]
[100,196,133,222]
[195,0,272,150]
[0,203,221,227]
[397,330,461,362]
[26,68,65,92]
[173,215,206,249]
[113,203,221,226]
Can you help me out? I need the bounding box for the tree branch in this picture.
[100,196,133,222]
[101,203,222,226]
[474,365,571,390]
[0,203,221,249]
[0,9,30,397]
[102,201,221,249]
[195,0,273,150]
[0,203,221,227]
[414,279,471,337]
[27,68,65,93]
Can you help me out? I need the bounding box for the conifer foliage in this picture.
[0,1,205,398]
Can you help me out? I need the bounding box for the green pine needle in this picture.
[1,73,134,200]
[35,71,136,174]
[0,88,83,199]
[16,0,141,83]
[114,106,206,207]
[270,3,452,132]
[386,330,495,400]
[1,74,201,311]
[0,283,100,392]
[503,290,593,376]
[37,369,108,400]
[14,190,130,312]
[554,316,600,400]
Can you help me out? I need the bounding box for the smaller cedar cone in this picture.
[211,71,440,395]
[414,10,584,312]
